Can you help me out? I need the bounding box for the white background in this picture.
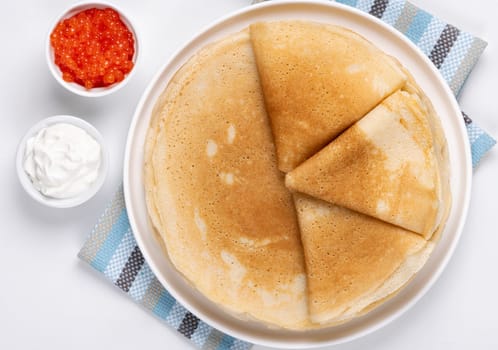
[1,0,497,349]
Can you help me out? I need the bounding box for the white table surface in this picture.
[2,0,497,349]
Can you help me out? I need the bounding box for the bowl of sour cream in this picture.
[16,115,108,208]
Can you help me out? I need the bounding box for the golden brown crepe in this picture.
[293,193,433,324]
[144,29,310,329]
[144,20,452,330]
[250,20,407,172]
[286,90,444,239]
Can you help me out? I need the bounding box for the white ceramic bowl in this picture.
[16,115,109,208]
[46,1,140,97]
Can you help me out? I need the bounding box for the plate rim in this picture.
[123,1,472,348]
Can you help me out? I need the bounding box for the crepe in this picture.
[144,29,310,329]
[250,20,407,172]
[286,90,443,239]
[143,20,452,329]
[293,194,433,324]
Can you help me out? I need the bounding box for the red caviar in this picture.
[50,8,135,89]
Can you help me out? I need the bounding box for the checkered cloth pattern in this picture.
[79,1,495,349]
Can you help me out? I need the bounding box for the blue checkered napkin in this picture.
[79,1,495,349]
[78,188,251,350]
[253,0,496,165]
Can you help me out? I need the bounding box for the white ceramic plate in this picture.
[123,1,472,348]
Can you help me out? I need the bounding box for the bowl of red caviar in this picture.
[46,1,139,97]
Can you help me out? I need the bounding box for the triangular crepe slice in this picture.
[286,90,443,239]
[294,194,433,324]
[250,20,407,172]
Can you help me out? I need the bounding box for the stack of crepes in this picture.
[144,20,451,329]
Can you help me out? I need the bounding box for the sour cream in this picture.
[23,123,102,199]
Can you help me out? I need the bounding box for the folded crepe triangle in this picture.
[293,193,434,324]
[250,20,407,172]
[286,90,444,239]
